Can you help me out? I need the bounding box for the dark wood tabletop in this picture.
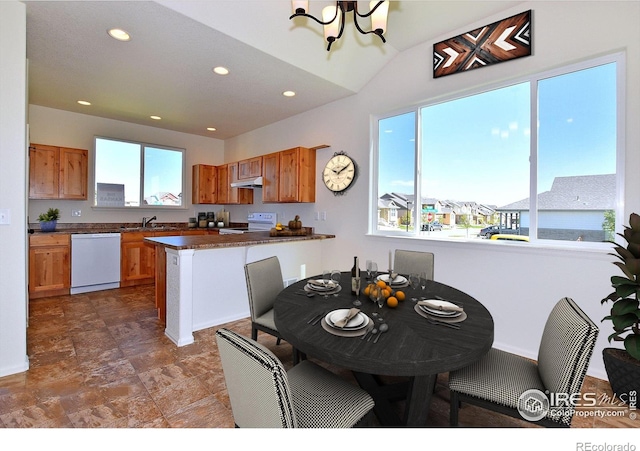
[274,272,494,427]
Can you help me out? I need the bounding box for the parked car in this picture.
[421,222,443,231]
[490,234,529,242]
[478,225,500,238]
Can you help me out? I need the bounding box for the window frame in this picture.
[92,136,187,210]
[370,52,625,248]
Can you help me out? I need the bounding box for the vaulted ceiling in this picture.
[25,1,521,139]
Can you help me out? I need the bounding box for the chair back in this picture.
[245,256,284,322]
[215,328,297,428]
[394,249,434,280]
[537,297,599,425]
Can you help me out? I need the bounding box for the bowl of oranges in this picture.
[363,279,405,309]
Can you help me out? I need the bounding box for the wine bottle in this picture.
[351,256,360,294]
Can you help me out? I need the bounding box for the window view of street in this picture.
[375,57,619,243]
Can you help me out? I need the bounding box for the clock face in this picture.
[323,154,356,194]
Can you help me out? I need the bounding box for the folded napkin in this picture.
[418,300,464,313]
[333,308,360,328]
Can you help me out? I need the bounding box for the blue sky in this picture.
[378,62,617,207]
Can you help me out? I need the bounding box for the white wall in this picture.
[27,105,226,225]
[223,1,640,380]
[0,1,28,377]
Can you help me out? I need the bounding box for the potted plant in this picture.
[601,212,640,401]
[38,208,60,232]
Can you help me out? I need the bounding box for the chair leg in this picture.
[450,390,459,427]
[251,327,258,341]
[276,337,282,345]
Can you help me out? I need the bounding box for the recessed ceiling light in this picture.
[213,66,229,75]
[108,28,131,41]
[207,127,217,132]
[283,91,296,97]
[150,115,161,120]
[77,100,91,106]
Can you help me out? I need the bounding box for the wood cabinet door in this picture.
[227,162,239,204]
[192,164,217,204]
[59,147,88,199]
[278,147,300,202]
[238,156,263,179]
[28,234,70,298]
[216,164,229,204]
[29,144,59,199]
[120,232,155,286]
[262,152,280,202]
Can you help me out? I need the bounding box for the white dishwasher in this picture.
[71,233,121,294]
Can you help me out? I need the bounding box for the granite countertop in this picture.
[28,222,246,235]
[145,231,336,250]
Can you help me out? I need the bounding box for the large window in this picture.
[94,137,185,208]
[374,54,622,244]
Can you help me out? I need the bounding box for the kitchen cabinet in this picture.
[120,230,176,287]
[238,156,262,179]
[216,164,229,205]
[227,162,253,205]
[192,164,217,204]
[29,143,88,200]
[29,234,71,299]
[263,147,316,203]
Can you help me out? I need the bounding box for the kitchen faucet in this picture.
[142,216,157,227]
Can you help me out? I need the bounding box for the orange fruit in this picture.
[376,280,387,289]
[387,296,398,308]
[395,290,406,301]
[363,284,372,297]
[382,288,392,298]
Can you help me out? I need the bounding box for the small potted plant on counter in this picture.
[38,208,60,232]
[601,212,640,401]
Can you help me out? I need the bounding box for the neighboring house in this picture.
[497,174,615,241]
[378,198,400,226]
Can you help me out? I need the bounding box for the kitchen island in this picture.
[145,231,334,346]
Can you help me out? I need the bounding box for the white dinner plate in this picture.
[419,299,462,317]
[377,274,408,285]
[304,284,342,295]
[325,309,368,330]
[307,279,338,291]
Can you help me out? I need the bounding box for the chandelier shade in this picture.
[290,1,389,51]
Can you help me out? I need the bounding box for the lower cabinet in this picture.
[120,230,179,287]
[29,234,71,299]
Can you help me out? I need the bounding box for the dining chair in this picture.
[393,249,434,280]
[244,256,285,345]
[215,328,375,428]
[448,297,599,427]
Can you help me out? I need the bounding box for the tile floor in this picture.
[0,285,636,429]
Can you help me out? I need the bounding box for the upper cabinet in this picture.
[29,143,88,200]
[192,164,218,204]
[192,163,252,205]
[238,156,263,179]
[263,146,316,203]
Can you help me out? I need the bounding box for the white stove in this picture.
[218,212,277,234]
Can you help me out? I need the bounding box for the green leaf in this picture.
[615,284,637,298]
[612,298,640,315]
[624,334,640,361]
[613,262,636,279]
[612,313,638,331]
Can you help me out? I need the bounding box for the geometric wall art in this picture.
[433,10,532,78]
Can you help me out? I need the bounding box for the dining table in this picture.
[273,271,494,427]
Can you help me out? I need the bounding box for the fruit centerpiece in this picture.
[364,279,405,309]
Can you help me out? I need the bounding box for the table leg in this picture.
[403,374,437,427]
[352,372,437,427]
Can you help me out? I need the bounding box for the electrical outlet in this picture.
[314,211,320,221]
[0,208,10,225]
[321,211,327,221]
[72,209,82,217]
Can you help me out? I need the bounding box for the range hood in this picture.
[230,176,263,188]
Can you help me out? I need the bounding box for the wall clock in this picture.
[323,151,358,196]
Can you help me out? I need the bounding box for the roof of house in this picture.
[498,174,615,211]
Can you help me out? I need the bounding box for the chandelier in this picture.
[289,1,389,51]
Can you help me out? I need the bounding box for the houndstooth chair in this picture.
[215,328,375,428]
[449,297,598,427]
[245,256,285,345]
[393,249,434,280]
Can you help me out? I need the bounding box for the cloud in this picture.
[390,179,414,187]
